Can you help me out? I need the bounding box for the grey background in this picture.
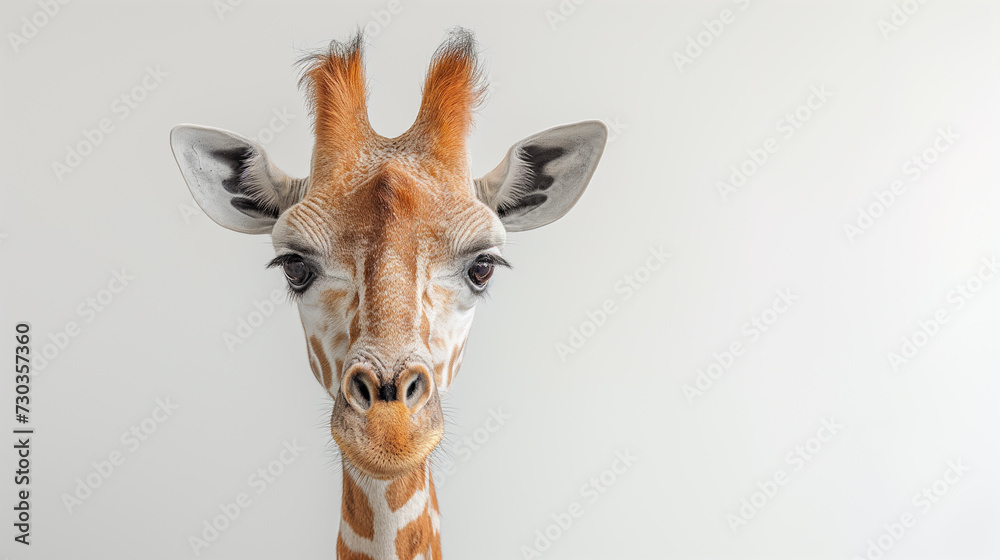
[2,1,999,559]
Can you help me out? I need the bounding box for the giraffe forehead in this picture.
[283,162,504,266]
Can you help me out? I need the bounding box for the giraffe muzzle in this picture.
[331,362,443,479]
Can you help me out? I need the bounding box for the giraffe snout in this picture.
[333,361,443,479]
[342,363,433,415]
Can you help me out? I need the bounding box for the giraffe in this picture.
[169,29,606,559]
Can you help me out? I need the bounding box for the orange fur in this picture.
[342,469,375,540]
[298,30,485,184]
[291,31,495,559]
[386,467,425,511]
[309,335,333,389]
[338,534,374,560]
[395,507,433,560]
[410,30,486,169]
[334,402,442,480]
[298,34,373,181]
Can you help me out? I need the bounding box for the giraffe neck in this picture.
[337,460,442,560]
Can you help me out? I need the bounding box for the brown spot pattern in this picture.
[341,469,374,540]
[306,342,322,384]
[349,312,361,348]
[429,474,442,560]
[337,534,374,560]
[309,336,333,390]
[433,362,445,388]
[322,289,351,314]
[308,358,322,385]
[420,311,431,349]
[332,332,349,349]
[386,468,425,511]
[447,337,468,385]
[429,473,439,515]
[395,507,432,560]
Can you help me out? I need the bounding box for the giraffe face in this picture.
[170,30,607,484]
[271,160,506,478]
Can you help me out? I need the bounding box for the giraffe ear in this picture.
[475,120,607,232]
[169,124,308,234]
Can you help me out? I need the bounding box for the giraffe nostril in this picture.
[401,368,431,412]
[406,377,420,400]
[343,368,375,413]
[352,376,371,408]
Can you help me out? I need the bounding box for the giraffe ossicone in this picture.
[170,28,606,559]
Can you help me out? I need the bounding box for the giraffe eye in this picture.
[282,259,313,290]
[267,254,318,296]
[467,256,496,289]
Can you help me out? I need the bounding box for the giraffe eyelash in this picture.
[282,284,306,302]
[266,253,306,269]
[478,254,512,269]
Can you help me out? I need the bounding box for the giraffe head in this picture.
[170,30,606,481]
